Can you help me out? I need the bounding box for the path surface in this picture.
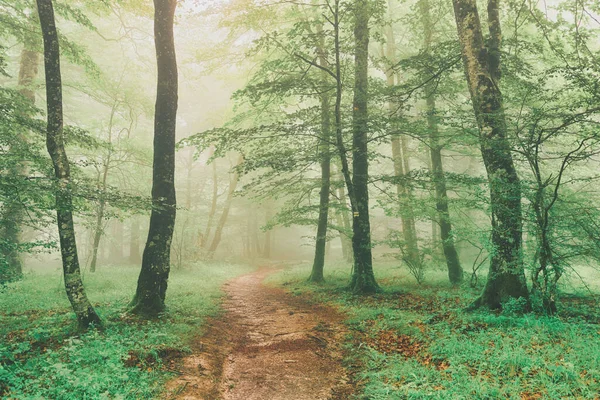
[165,267,354,400]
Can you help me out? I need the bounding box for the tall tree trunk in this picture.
[130,0,178,316]
[0,16,40,284]
[207,156,242,257]
[452,0,528,308]
[129,217,141,264]
[309,32,332,283]
[349,0,378,293]
[384,11,422,275]
[419,0,463,285]
[36,0,101,329]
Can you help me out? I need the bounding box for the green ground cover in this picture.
[271,262,600,400]
[0,262,254,399]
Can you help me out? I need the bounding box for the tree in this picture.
[130,0,178,316]
[0,30,39,282]
[384,3,423,283]
[348,0,378,293]
[36,0,101,329]
[418,0,463,285]
[308,27,332,283]
[452,0,528,308]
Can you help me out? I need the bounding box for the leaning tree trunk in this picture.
[309,34,332,283]
[36,0,101,329]
[419,0,463,285]
[452,0,528,308]
[349,0,378,293]
[336,169,353,263]
[130,0,178,316]
[0,17,40,284]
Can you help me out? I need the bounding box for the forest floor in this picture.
[265,262,600,399]
[164,266,356,399]
[0,262,255,399]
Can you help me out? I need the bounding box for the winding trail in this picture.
[165,266,355,400]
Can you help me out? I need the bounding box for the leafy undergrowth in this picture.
[0,262,255,399]
[271,261,600,399]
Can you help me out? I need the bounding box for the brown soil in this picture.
[164,266,355,400]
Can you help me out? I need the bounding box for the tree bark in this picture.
[349,0,378,293]
[452,0,528,308]
[130,0,178,316]
[419,0,463,285]
[36,0,101,329]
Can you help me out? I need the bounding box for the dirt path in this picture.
[165,267,355,400]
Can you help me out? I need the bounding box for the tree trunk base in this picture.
[349,273,380,294]
[128,295,166,317]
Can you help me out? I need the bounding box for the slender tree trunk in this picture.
[36,0,101,329]
[130,0,178,316]
[384,13,422,274]
[90,99,118,272]
[452,0,528,308]
[89,194,105,273]
[349,0,378,293]
[207,156,242,257]
[427,100,463,284]
[419,0,463,284]
[309,33,332,283]
[0,17,40,284]
[263,206,272,258]
[129,217,141,264]
[202,159,218,250]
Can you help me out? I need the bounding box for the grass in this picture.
[270,260,600,400]
[0,261,255,399]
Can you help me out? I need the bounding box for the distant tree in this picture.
[36,0,101,329]
[0,9,40,283]
[130,0,178,316]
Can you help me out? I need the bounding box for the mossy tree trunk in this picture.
[452,0,528,308]
[130,0,178,316]
[36,0,101,329]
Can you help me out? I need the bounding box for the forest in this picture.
[1,0,600,398]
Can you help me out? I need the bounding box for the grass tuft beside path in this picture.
[0,262,254,399]
[270,261,600,400]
